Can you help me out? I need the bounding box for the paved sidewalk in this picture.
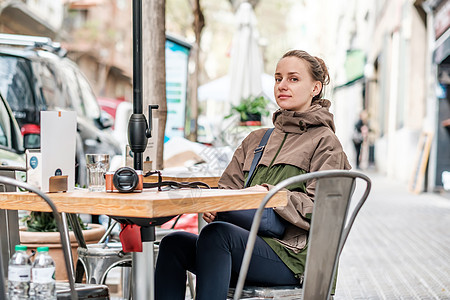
[334,171,450,299]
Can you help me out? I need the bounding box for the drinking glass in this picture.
[86,154,110,192]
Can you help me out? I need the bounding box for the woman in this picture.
[155,50,350,299]
[352,110,369,169]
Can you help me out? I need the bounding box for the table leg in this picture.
[198,213,207,233]
[122,266,132,299]
[132,226,155,300]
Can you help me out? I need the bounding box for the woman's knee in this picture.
[200,221,232,238]
[198,222,245,249]
[159,231,197,252]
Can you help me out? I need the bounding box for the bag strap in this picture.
[244,128,274,188]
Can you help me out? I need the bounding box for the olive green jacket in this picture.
[218,99,351,252]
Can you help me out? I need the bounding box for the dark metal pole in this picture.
[133,0,142,115]
[128,0,146,170]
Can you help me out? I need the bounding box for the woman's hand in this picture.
[202,186,268,224]
[203,212,217,223]
[244,184,269,192]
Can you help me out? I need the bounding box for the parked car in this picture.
[0,92,25,169]
[0,33,122,186]
[98,97,132,154]
[97,96,126,128]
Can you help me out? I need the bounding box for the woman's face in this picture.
[274,56,322,112]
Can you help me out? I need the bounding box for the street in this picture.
[335,171,450,299]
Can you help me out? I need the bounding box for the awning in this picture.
[67,0,105,10]
[344,49,366,83]
[0,1,56,38]
[434,30,450,64]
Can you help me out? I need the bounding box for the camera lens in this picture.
[113,167,139,192]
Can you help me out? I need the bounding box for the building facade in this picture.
[62,0,133,101]
[0,0,133,101]
[327,0,448,192]
[423,0,450,192]
[0,0,63,38]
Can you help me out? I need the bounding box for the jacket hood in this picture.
[272,99,336,134]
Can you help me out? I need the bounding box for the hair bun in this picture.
[314,56,330,85]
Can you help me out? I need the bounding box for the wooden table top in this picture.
[143,174,221,188]
[143,169,223,188]
[0,188,287,218]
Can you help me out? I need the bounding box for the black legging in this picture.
[154,221,298,300]
[354,141,363,168]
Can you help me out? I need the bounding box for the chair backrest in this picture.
[67,212,89,249]
[0,235,6,300]
[0,166,24,280]
[0,175,78,300]
[0,166,26,192]
[233,170,371,300]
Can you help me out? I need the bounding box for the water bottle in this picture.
[31,246,56,299]
[8,245,31,300]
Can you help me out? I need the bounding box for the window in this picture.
[0,99,11,147]
[75,67,100,120]
[33,61,65,109]
[0,56,35,115]
[0,122,7,147]
[59,60,100,121]
[58,63,84,116]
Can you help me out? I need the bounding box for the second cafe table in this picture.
[0,187,287,299]
[144,174,221,189]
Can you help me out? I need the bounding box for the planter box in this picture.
[240,113,262,126]
[20,223,105,280]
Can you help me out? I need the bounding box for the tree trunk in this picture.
[143,0,166,169]
[187,0,205,142]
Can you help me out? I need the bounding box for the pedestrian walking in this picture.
[154,50,350,300]
[352,110,369,169]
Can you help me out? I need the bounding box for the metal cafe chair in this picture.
[72,218,177,284]
[0,175,110,300]
[70,178,210,299]
[0,166,25,279]
[71,218,133,296]
[72,219,178,299]
[71,218,152,300]
[0,231,6,300]
[229,170,371,300]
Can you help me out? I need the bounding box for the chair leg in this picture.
[75,259,86,283]
[122,266,132,300]
[187,271,196,299]
[60,212,75,281]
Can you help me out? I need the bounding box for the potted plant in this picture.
[20,212,105,280]
[225,95,270,126]
[22,211,87,232]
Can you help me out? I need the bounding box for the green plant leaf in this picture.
[225,95,270,121]
[23,212,87,232]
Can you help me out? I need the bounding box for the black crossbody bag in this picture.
[217,128,287,238]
